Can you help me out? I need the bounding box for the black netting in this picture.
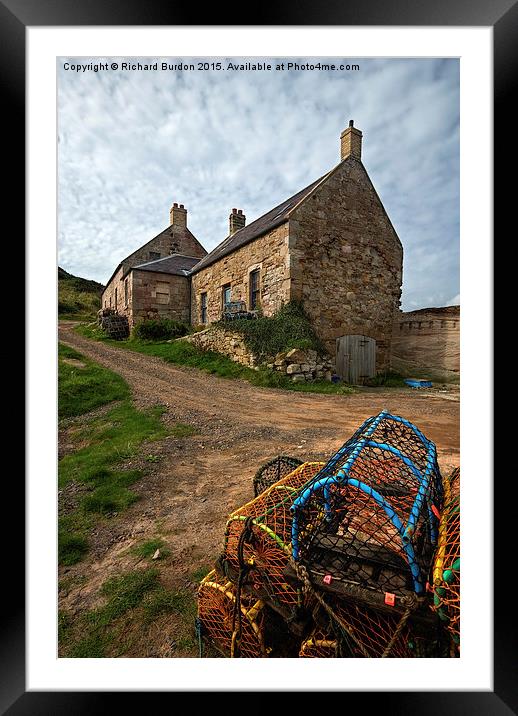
[253,455,303,496]
[291,411,443,601]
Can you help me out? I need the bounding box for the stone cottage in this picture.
[102,121,403,378]
[101,203,207,324]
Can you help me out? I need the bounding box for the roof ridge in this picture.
[191,171,331,273]
[134,252,202,268]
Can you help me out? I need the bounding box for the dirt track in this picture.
[58,322,459,654]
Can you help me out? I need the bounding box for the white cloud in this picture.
[58,57,459,311]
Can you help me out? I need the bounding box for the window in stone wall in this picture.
[149,251,161,261]
[250,269,260,310]
[222,283,231,309]
[156,281,170,305]
[124,278,129,307]
[201,292,207,323]
[115,287,118,309]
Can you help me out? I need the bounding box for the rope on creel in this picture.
[293,561,371,658]
[230,515,255,658]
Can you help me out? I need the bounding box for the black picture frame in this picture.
[10,0,504,712]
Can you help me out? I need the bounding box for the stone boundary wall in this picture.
[182,327,256,367]
[181,327,333,381]
[391,306,460,373]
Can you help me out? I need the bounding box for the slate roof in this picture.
[104,224,206,289]
[132,254,200,276]
[190,172,330,274]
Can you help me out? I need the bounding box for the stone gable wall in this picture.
[101,268,191,327]
[190,223,290,325]
[289,158,403,372]
[120,226,206,278]
[131,270,191,325]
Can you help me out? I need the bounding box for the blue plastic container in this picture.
[404,379,433,389]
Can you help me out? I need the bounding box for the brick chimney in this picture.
[340,119,362,161]
[229,208,246,235]
[170,202,187,228]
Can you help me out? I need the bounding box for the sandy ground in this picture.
[58,322,460,654]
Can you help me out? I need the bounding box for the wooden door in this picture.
[336,335,376,384]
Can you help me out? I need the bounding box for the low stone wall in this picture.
[182,327,257,367]
[267,348,334,382]
[182,328,333,381]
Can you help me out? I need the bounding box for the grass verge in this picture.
[59,568,197,657]
[58,344,194,565]
[75,323,355,395]
[59,342,129,418]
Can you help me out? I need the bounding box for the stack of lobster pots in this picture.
[197,411,461,658]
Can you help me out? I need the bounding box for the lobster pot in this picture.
[253,455,303,497]
[431,467,460,653]
[291,412,443,601]
[299,626,338,658]
[221,462,324,623]
[197,570,266,658]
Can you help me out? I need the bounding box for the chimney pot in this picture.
[349,119,354,127]
[229,208,246,235]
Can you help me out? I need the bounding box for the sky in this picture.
[57,57,459,311]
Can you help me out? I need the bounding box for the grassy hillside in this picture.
[58,266,104,320]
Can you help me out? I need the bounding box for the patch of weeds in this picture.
[59,403,167,488]
[142,588,195,624]
[214,300,326,359]
[59,573,88,594]
[58,513,92,566]
[82,484,139,515]
[60,568,197,658]
[144,454,162,463]
[131,539,171,560]
[59,343,129,418]
[190,565,212,583]
[175,635,197,651]
[170,423,198,438]
[58,610,72,643]
[69,631,113,658]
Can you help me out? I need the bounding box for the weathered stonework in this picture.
[182,327,257,367]
[101,204,206,326]
[392,306,460,374]
[131,270,191,324]
[182,329,333,381]
[267,347,334,381]
[190,223,290,325]
[289,158,403,372]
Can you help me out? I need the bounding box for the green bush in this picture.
[215,300,325,359]
[133,318,189,341]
